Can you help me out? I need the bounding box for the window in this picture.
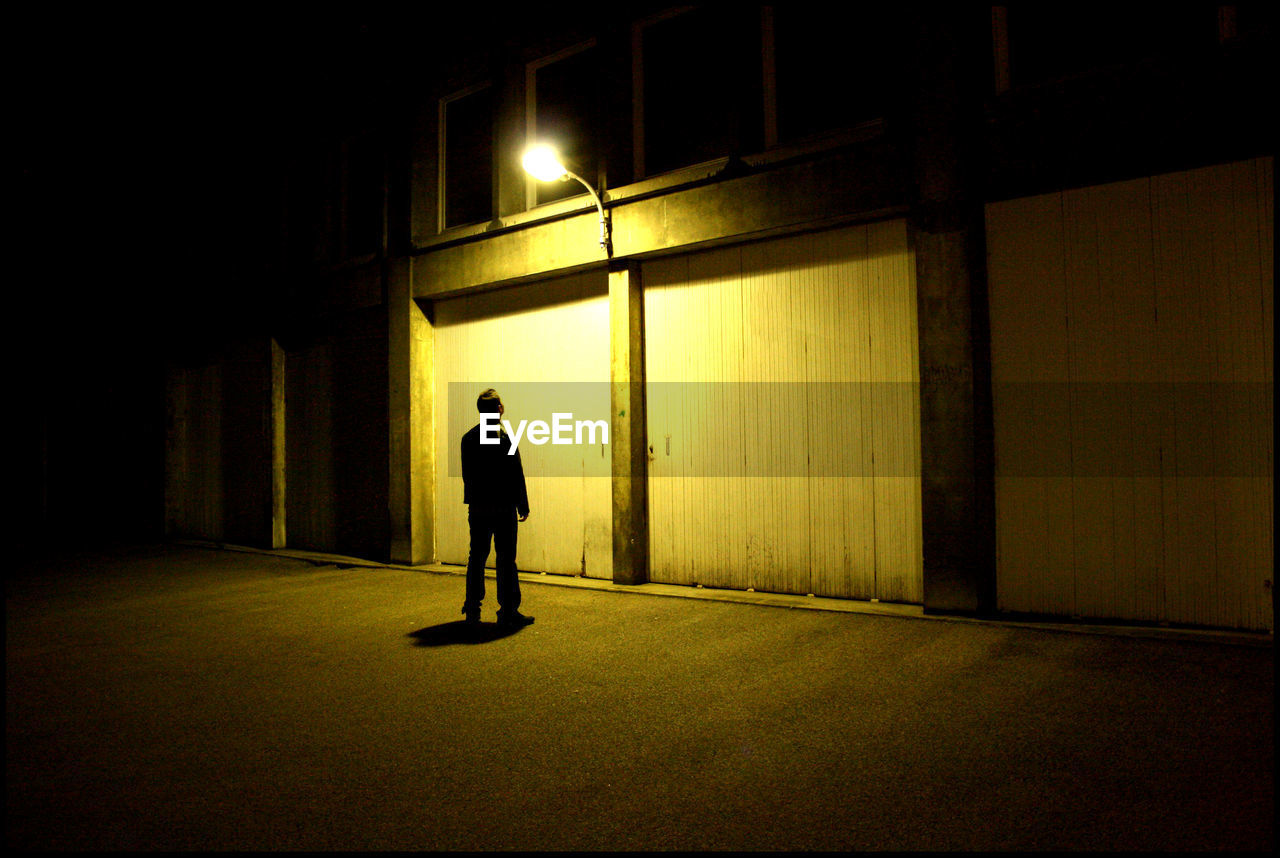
[528,40,603,207]
[635,6,764,177]
[440,84,494,229]
[772,5,901,143]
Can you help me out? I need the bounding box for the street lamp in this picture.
[522,144,611,256]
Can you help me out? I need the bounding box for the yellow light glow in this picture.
[522,144,567,182]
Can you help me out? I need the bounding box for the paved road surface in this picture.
[6,543,1273,850]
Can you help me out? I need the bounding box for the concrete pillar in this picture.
[910,10,996,615]
[389,256,435,565]
[609,260,648,585]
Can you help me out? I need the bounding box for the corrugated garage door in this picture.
[644,221,923,601]
[986,157,1273,631]
[433,271,612,577]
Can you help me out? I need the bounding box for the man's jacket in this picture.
[460,423,530,517]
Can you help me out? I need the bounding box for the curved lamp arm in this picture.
[563,170,612,257]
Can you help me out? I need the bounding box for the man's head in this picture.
[477,388,504,417]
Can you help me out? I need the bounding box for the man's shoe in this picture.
[462,606,480,625]
[498,611,534,628]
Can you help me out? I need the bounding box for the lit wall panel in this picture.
[987,157,1273,631]
[644,221,923,602]
[432,272,612,577]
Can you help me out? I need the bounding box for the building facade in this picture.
[164,6,1274,631]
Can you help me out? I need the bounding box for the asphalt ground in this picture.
[6,543,1274,851]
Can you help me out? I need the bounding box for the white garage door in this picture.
[433,271,612,577]
[644,221,924,602]
[986,157,1273,631]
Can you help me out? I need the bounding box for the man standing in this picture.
[460,389,533,628]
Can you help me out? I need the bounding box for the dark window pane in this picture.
[774,6,900,143]
[534,47,601,205]
[1009,6,1217,87]
[643,7,763,176]
[444,87,494,228]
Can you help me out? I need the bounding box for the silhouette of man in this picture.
[460,389,533,628]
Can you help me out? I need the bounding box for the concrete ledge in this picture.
[411,143,906,297]
[174,540,1274,648]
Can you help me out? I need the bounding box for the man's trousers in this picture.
[463,503,521,615]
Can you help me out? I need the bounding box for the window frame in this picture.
[438,81,495,232]
[524,37,598,211]
[629,7,691,181]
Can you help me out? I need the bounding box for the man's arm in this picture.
[460,427,473,504]
[513,447,530,521]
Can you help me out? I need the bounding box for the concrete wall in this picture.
[284,308,391,560]
[165,360,224,541]
[168,317,390,559]
[327,308,391,560]
[220,338,278,548]
[285,337,335,552]
[165,337,281,548]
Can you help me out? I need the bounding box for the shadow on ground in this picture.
[408,620,523,646]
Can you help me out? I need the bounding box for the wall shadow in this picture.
[408,620,522,646]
